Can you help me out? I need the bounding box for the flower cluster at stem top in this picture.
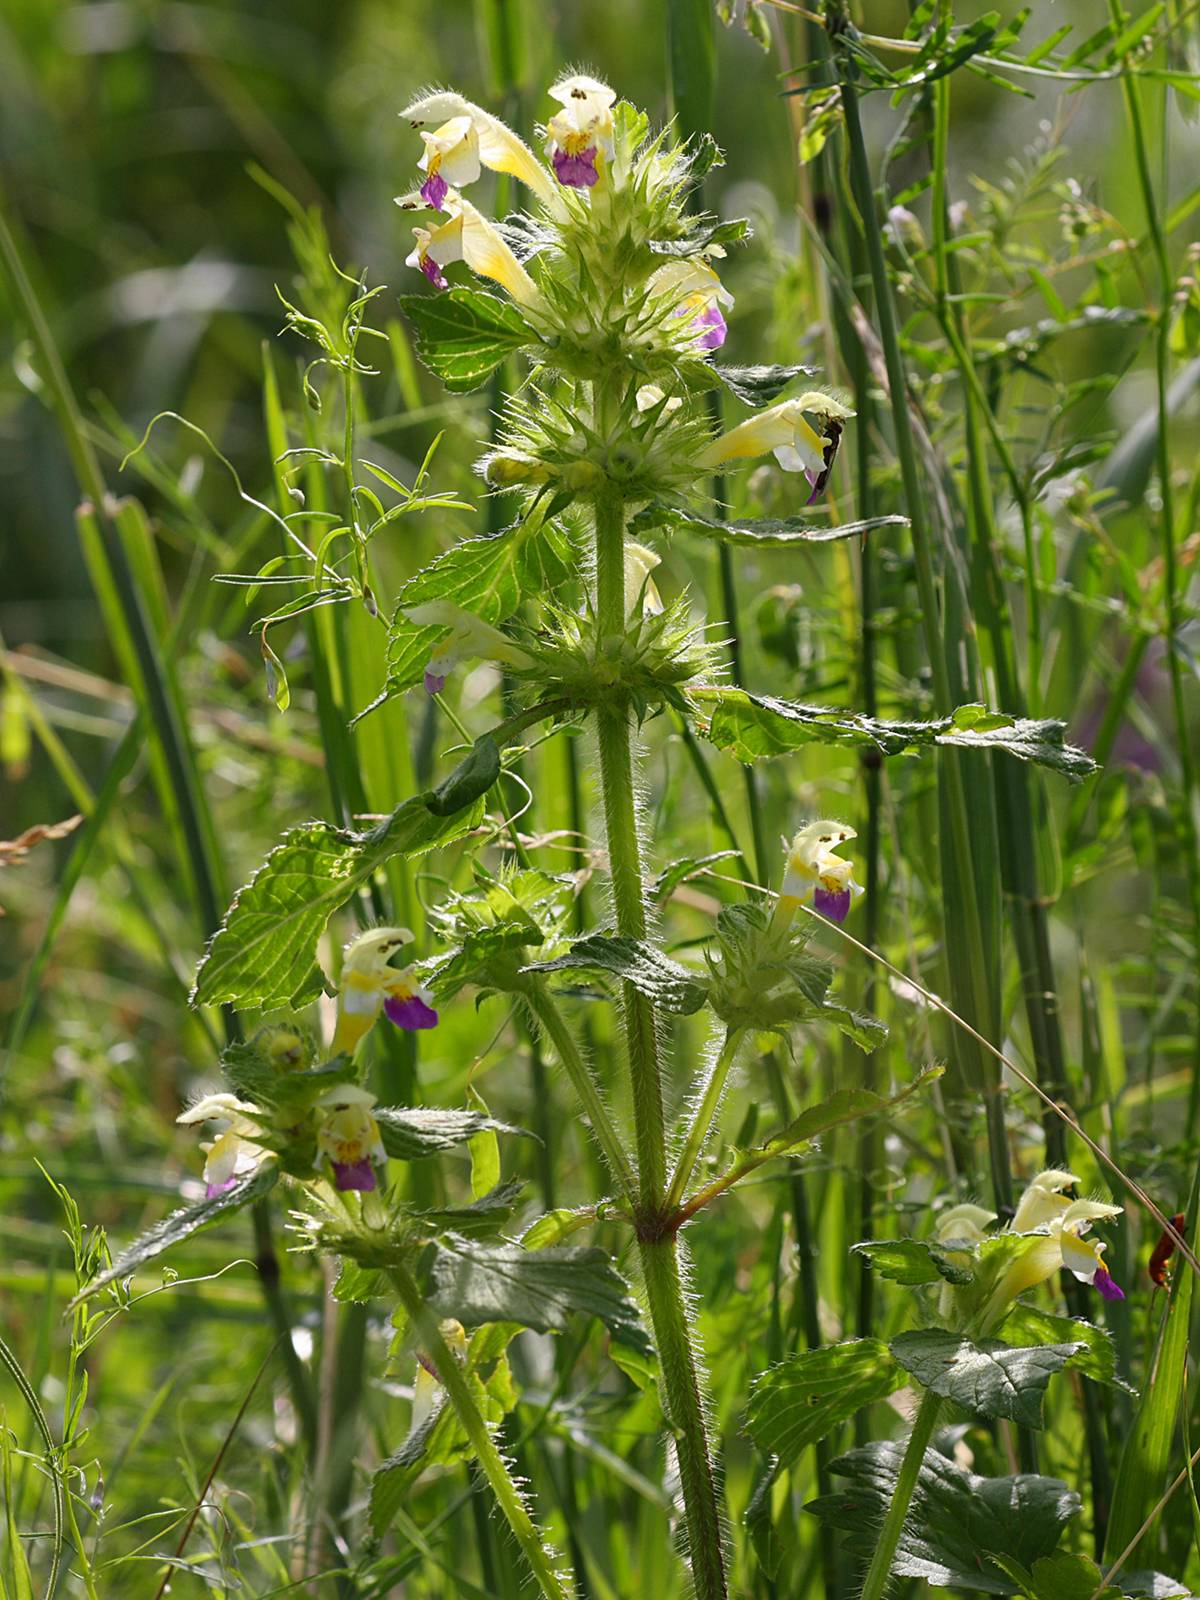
[393,73,856,700]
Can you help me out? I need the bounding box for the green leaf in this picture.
[890,1330,1083,1429]
[522,933,709,1015]
[379,518,568,701]
[399,287,536,392]
[695,688,1096,779]
[635,507,909,547]
[853,1237,975,1287]
[426,735,501,818]
[746,1339,904,1464]
[807,1444,1080,1593]
[374,1107,519,1161]
[427,1233,652,1355]
[988,1551,1121,1600]
[73,1166,279,1303]
[701,362,818,405]
[1000,1302,1133,1393]
[417,1179,525,1237]
[761,1073,938,1161]
[1106,1181,1197,1557]
[521,1206,602,1249]
[192,795,483,1010]
[651,848,741,902]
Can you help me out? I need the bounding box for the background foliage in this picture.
[2,0,1199,1595]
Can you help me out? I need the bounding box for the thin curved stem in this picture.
[666,1028,744,1212]
[522,976,637,1204]
[389,1262,575,1600]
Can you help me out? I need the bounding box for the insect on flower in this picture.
[699,392,855,504]
[773,820,864,928]
[315,1083,387,1192]
[1149,1212,1186,1288]
[544,73,616,190]
[332,927,439,1055]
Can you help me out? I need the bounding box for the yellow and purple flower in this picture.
[404,600,535,696]
[401,90,554,204]
[399,191,540,306]
[980,1170,1125,1326]
[649,259,734,352]
[699,392,855,504]
[177,1093,268,1198]
[332,927,439,1056]
[545,73,616,190]
[416,114,481,211]
[315,1083,387,1193]
[774,820,863,927]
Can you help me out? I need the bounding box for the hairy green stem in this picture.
[858,1388,942,1600]
[592,467,728,1595]
[522,976,637,1204]
[389,1262,574,1600]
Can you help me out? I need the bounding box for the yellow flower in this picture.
[401,90,553,203]
[177,1093,268,1197]
[332,927,439,1054]
[773,820,863,928]
[979,1171,1125,1328]
[399,191,540,307]
[404,600,535,695]
[648,259,733,351]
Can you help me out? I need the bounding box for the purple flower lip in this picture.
[692,304,727,351]
[205,1176,237,1199]
[553,146,599,189]
[332,1158,377,1192]
[385,993,440,1031]
[420,255,448,289]
[424,668,447,695]
[420,171,448,211]
[813,884,852,923]
[1093,1266,1125,1302]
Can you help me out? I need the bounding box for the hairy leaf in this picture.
[399,287,536,391]
[853,1237,975,1287]
[427,1233,652,1354]
[523,933,709,1014]
[708,363,819,405]
[807,1444,1080,1593]
[763,1073,938,1160]
[746,1339,904,1464]
[380,519,569,700]
[890,1330,1083,1429]
[636,507,909,547]
[695,688,1096,779]
[1000,1302,1133,1393]
[375,1107,519,1162]
[192,796,483,1010]
[73,1166,279,1303]
[416,1179,526,1237]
